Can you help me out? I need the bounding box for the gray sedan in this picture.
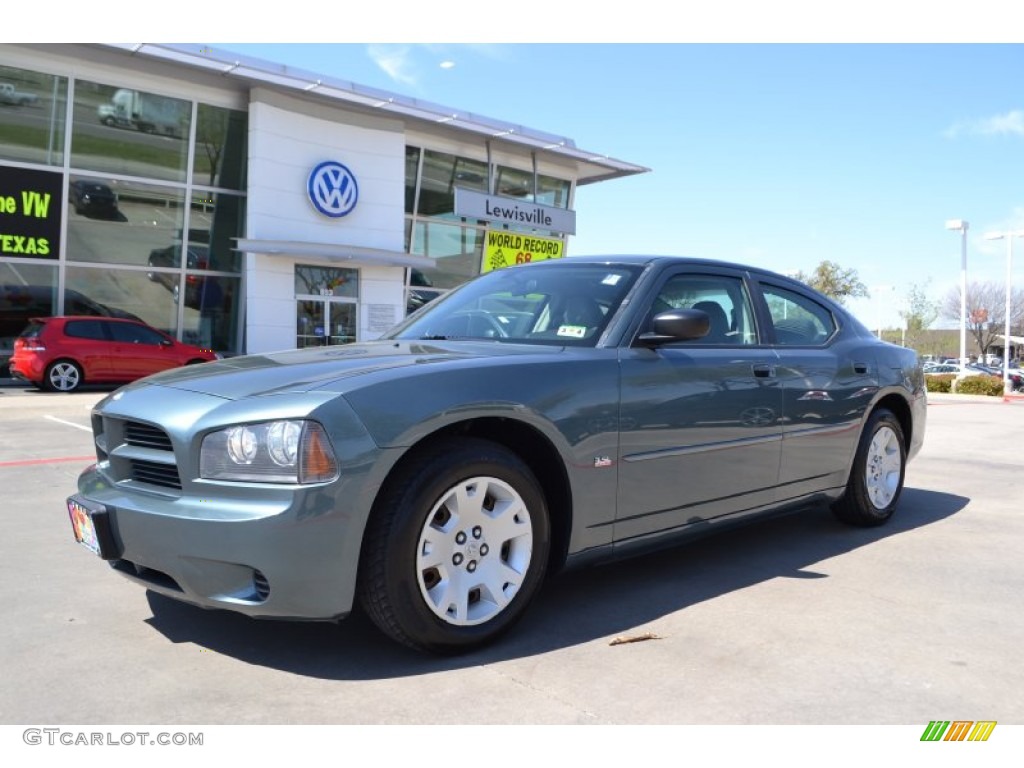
[67,255,926,653]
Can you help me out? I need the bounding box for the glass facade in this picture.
[0,61,246,367]
[1,54,580,364]
[403,145,573,312]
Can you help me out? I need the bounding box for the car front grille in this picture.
[129,459,182,489]
[94,417,182,491]
[124,421,174,451]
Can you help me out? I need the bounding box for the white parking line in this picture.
[44,415,92,432]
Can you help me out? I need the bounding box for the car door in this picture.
[615,267,784,546]
[106,320,174,379]
[61,319,115,380]
[756,280,878,499]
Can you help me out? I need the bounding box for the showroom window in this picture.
[193,103,247,191]
[409,221,484,289]
[416,149,488,218]
[496,165,532,200]
[537,174,571,209]
[0,64,67,167]
[404,145,571,302]
[71,79,191,183]
[66,176,184,266]
[0,60,247,358]
[404,146,420,215]
[0,261,57,366]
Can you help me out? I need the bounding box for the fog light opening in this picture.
[253,570,270,601]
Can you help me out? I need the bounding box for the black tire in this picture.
[44,360,84,393]
[358,437,550,654]
[832,408,906,527]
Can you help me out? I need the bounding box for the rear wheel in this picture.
[44,360,83,393]
[832,408,905,527]
[359,438,550,654]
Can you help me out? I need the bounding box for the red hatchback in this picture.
[10,316,217,392]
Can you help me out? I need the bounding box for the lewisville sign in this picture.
[455,188,576,235]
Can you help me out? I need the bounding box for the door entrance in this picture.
[296,297,356,348]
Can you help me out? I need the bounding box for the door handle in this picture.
[752,364,775,378]
[853,362,869,374]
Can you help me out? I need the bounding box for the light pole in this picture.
[982,229,1023,396]
[945,219,969,366]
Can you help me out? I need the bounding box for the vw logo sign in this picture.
[308,161,359,218]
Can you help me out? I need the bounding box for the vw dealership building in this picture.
[0,43,647,363]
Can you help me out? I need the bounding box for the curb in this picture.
[927,392,1023,405]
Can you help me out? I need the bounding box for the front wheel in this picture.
[832,408,905,527]
[358,438,550,654]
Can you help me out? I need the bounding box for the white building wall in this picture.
[244,88,407,354]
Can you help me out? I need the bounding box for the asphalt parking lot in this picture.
[0,382,1022,728]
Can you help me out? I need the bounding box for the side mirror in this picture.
[636,309,710,347]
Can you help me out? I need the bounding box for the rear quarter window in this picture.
[19,320,47,338]
[761,284,836,346]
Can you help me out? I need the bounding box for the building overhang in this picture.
[99,43,650,185]
[235,239,433,269]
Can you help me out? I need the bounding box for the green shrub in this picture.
[926,374,954,393]
[954,375,1005,396]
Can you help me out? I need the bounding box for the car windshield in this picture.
[384,262,643,346]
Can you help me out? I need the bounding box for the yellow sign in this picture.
[481,231,564,273]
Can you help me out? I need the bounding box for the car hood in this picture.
[129,340,565,400]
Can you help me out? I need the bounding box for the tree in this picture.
[941,281,1024,358]
[899,281,939,350]
[794,260,869,304]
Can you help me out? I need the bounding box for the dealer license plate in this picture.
[68,497,103,557]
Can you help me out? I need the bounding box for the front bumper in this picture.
[72,383,384,621]
[76,463,361,620]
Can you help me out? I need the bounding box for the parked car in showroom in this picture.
[66,255,926,654]
[10,316,216,392]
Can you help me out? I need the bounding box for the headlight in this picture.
[200,420,339,484]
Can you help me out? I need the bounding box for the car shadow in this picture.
[76,210,128,223]
[3,383,120,395]
[142,486,967,678]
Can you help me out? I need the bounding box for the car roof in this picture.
[33,315,144,324]
[517,254,825,295]
[529,254,805,280]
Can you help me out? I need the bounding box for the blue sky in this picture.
[208,39,1024,331]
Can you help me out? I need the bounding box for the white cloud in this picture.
[945,110,1024,139]
[366,45,419,87]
